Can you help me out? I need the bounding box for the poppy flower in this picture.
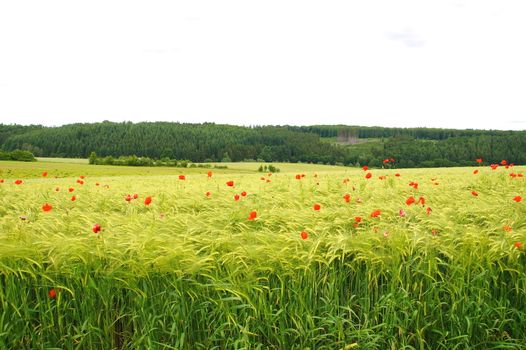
[207,171,213,178]
[42,172,48,177]
[490,164,499,170]
[0,179,4,183]
[342,178,350,184]
[179,175,186,180]
[234,194,240,201]
[405,196,415,205]
[515,242,523,249]
[370,210,381,218]
[354,216,362,223]
[95,182,100,186]
[503,225,512,232]
[365,172,372,179]
[55,187,60,192]
[48,288,56,299]
[295,174,301,180]
[399,209,406,217]
[241,191,247,197]
[409,181,418,189]
[476,158,483,164]
[513,196,522,203]
[378,175,386,180]
[205,191,211,197]
[266,179,271,183]
[313,204,321,211]
[68,188,74,193]
[76,180,84,185]
[144,196,152,205]
[80,175,86,179]
[14,179,23,185]
[125,194,132,202]
[362,166,369,171]
[426,207,432,215]
[260,177,266,181]
[473,170,479,175]
[383,159,390,164]
[418,196,426,205]
[510,173,517,178]
[133,194,138,199]
[248,211,257,221]
[519,174,524,177]
[343,194,351,203]
[42,203,53,212]
[92,224,101,233]
[226,180,234,187]
[301,174,306,178]
[471,191,478,197]
[395,173,401,177]
[300,231,308,240]
[501,160,507,165]
[71,195,76,201]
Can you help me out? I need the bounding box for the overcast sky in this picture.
[0,0,525,130]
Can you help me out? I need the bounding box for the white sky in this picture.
[0,0,525,130]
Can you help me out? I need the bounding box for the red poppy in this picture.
[179,175,186,180]
[426,207,432,215]
[239,191,246,197]
[301,174,306,178]
[234,194,240,201]
[295,174,301,180]
[76,180,84,185]
[125,194,132,202]
[513,196,522,203]
[418,196,426,205]
[260,177,266,181]
[48,288,57,299]
[503,225,512,232]
[501,160,507,165]
[313,204,321,211]
[505,165,510,169]
[133,194,138,199]
[248,211,257,221]
[405,196,415,205]
[342,178,350,184]
[42,172,48,177]
[409,181,418,189]
[476,158,483,164]
[42,203,53,212]
[515,242,523,249]
[490,164,499,170]
[68,188,74,193]
[205,191,211,197]
[510,173,517,178]
[365,172,372,179]
[362,165,369,171]
[144,196,152,205]
[399,209,406,217]
[343,194,351,203]
[207,171,213,178]
[300,231,308,240]
[370,210,381,218]
[80,175,86,179]
[471,191,478,197]
[266,179,271,183]
[14,179,23,185]
[92,224,101,233]
[395,173,401,177]
[354,216,362,223]
[473,170,479,174]
[226,181,234,187]
[519,174,524,177]
[0,179,4,183]
[383,158,390,164]
[378,175,386,180]
[71,195,76,201]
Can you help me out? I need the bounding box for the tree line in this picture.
[0,122,524,168]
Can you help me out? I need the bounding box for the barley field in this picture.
[0,160,525,349]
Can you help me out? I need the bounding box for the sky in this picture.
[0,0,525,130]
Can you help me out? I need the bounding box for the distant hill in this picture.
[1,122,525,167]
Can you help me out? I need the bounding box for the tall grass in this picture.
[0,165,525,349]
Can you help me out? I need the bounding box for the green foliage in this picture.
[0,149,35,162]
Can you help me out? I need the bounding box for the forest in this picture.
[1,122,524,167]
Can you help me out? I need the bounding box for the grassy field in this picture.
[0,159,525,349]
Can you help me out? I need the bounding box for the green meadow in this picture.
[0,159,525,349]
